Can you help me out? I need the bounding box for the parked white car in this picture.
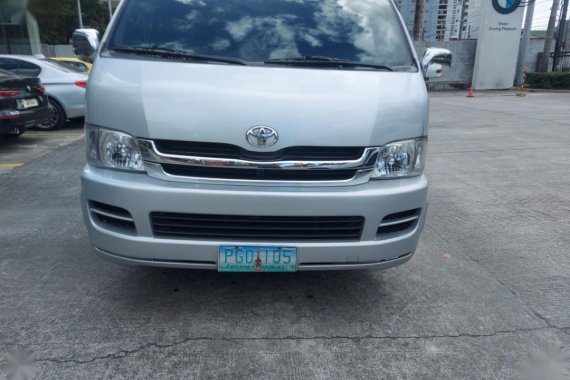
[0,55,87,130]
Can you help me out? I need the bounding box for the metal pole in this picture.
[540,0,560,71]
[0,2,12,54]
[459,0,468,39]
[562,19,570,47]
[107,0,113,20]
[515,0,536,85]
[553,0,569,68]
[413,0,425,40]
[77,0,83,28]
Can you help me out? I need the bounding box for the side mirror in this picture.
[422,48,452,79]
[71,29,100,62]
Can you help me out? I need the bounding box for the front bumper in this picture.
[81,165,428,271]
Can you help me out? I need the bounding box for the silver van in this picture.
[79,0,451,272]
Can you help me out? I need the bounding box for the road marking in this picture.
[26,132,84,136]
[0,163,23,167]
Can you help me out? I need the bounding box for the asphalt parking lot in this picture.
[1,91,569,379]
[0,121,84,175]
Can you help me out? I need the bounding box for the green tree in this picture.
[28,0,109,45]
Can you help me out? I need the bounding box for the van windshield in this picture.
[107,0,415,70]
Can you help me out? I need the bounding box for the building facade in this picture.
[393,0,417,35]
[394,0,482,41]
[0,0,41,55]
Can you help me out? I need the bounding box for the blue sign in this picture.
[492,0,521,14]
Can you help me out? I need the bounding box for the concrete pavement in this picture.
[0,91,569,379]
[0,121,84,175]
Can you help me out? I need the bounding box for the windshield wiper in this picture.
[111,46,248,65]
[264,56,393,71]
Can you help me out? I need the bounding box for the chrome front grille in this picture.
[161,164,358,181]
[153,140,365,161]
[140,139,378,186]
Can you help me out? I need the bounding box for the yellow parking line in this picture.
[27,132,84,136]
[0,163,23,167]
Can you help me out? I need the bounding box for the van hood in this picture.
[87,57,428,150]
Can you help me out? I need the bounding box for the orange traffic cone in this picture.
[467,85,474,98]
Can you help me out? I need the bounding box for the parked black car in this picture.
[0,68,50,138]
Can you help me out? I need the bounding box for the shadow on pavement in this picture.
[61,117,85,131]
[102,265,391,314]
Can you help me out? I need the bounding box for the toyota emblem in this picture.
[246,126,279,148]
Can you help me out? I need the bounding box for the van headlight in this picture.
[372,138,427,179]
[86,125,145,171]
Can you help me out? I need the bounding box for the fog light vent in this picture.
[377,209,421,237]
[89,201,136,234]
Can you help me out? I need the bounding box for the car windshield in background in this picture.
[48,59,87,73]
[41,59,78,73]
[107,0,415,70]
[0,68,17,77]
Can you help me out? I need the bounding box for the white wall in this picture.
[472,0,525,89]
[55,45,74,57]
[414,38,550,89]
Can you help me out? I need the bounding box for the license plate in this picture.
[218,246,297,272]
[17,98,39,109]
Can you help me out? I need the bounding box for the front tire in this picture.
[36,98,66,131]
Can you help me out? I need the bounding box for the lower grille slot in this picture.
[90,201,136,234]
[151,213,364,241]
[377,209,421,237]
